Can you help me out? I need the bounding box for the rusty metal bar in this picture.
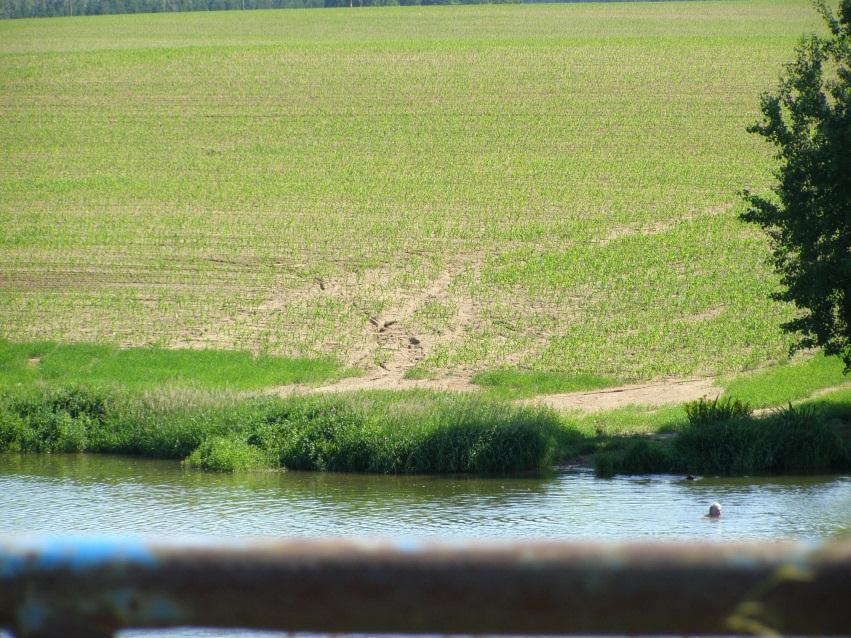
[1,536,850,638]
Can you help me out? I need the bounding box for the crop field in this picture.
[0,0,827,384]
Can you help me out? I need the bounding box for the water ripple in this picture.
[0,455,849,541]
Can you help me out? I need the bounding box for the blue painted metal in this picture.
[0,536,849,638]
[0,536,157,579]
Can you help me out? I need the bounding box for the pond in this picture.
[1,454,849,637]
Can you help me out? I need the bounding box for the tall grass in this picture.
[594,399,849,476]
[0,386,561,474]
[684,396,751,426]
[673,403,847,475]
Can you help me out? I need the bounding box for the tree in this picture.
[741,0,851,370]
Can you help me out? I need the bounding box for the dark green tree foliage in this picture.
[741,1,851,369]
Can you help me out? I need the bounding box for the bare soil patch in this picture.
[522,378,717,412]
[271,374,718,412]
[312,371,478,394]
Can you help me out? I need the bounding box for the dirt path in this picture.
[273,375,719,411]
[521,379,718,412]
[271,373,851,414]
[309,371,478,394]
[807,381,851,400]
[523,379,721,412]
[270,370,477,398]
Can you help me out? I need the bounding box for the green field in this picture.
[0,1,828,383]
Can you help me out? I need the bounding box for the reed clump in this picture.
[674,402,847,475]
[0,386,561,475]
[594,398,849,476]
[186,436,274,472]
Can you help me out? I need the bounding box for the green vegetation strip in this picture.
[593,396,850,477]
[2,381,849,477]
[0,339,354,391]
[0,386,563,474]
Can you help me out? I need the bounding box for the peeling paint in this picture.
[107,587,182,624]
[0,553,26,580]
[147,596,180,622]
[17,600,47,633]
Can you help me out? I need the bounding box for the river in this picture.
[1,454,850,637]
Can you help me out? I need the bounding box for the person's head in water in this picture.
[708,502,722,518]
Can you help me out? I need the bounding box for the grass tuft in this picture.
[186,436,273,472]
[685,396,752,426]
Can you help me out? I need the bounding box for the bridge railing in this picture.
[1,536,849,637]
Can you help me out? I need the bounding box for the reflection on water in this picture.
[1,454,849,541]
[1,454,849,638]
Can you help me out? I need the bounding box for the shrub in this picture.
[0,386,105,453]
[755,404,848,472]
[401,399,558,474]
[0,407,26,453]
[185,436,272,472]
[675,417,760,475]
[675,403,847,475]
[257,401,374,472]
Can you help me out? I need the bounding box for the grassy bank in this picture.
[720,353,848,409]
[2,378,849,477]
[1,339,850,476]
[0,385,563,474]
[576,355,851,476]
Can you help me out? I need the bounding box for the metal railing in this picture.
[1,536,850,637]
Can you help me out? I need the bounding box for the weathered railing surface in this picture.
[1,536,850,637]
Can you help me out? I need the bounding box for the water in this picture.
[1,454,850,638]
[2,454,850,540]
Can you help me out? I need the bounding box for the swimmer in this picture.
[706,502,722,518]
